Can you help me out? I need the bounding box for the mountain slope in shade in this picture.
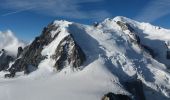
[0,49,14,71]
[0,16,170,100]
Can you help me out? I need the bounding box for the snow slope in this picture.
[0,16,170,100]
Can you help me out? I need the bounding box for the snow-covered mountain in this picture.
[0,16,170,100]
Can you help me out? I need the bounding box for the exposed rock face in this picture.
[125,80,146,100]
[167,51,170,59]
[0,49,14,71]
[116,21,140,44]
[102,80,145,100]
[17,47,23,58]
[54,35,86,70]
[102,92,131,100]
[141,44,155,58]
[6,22,86,77]
[116,21,156,58]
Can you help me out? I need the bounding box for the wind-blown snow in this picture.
[0,30,25,56]
[0,16,170,100]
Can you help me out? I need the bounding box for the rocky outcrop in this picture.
[117,21,134,32]
[0,49,14,71]
[102,92,131,100]
[167,51,170,59]
[125,80,146,100]
[101,80,145,100]
[141,44,155,58]
[5,22,86,77]
[116,21,156,59]
[53,35,86,70]
[116,21,140,44]
[17,47,23,58]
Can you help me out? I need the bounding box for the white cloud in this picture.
[135,0,170,22]
[2,6,34,16]
[0,30,25,56]
[0,0,111,20]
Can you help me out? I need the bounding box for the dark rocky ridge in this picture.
[125,80,146,100]
[17,47,23,58]
[0,49,15,71]
[116,21,140,44]
[54,35,86,70]
[5,22,86,77]
[116,21,155,58]
[102,92,131,100]
[102,80,146,100]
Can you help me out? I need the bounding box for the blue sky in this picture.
[0,0,170,41]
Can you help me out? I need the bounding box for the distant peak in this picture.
[112,16,136,24]
[53,20,72,27]
[113,16,126,21]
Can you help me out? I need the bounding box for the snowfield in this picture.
[0,16,170,100]
[0,59,127,100]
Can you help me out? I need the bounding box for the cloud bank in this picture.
[135,0,170,22]
[0,0,110,20]
[0,30,25,56]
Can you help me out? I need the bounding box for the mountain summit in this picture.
[0,16,170,100]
